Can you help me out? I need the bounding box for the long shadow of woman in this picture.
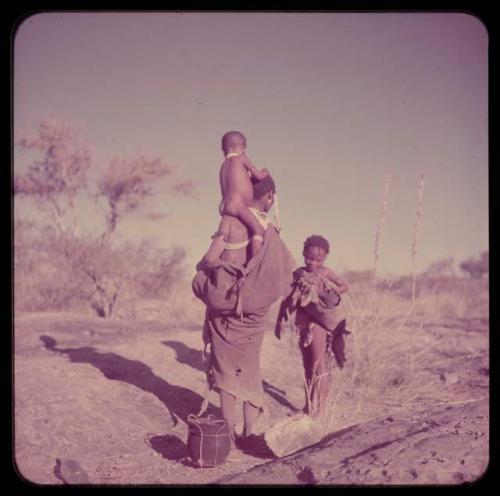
[40,335,217,427]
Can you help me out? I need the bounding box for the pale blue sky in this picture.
[14,12,488,276]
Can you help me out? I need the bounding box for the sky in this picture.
[13,12,489,276]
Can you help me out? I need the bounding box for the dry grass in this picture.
[301,277,489,438]
[116,279,206,326]
[14,221,188,319]
[290,168,489,438]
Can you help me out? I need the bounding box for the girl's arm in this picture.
[196,217,230,270]
[324,268,350,294]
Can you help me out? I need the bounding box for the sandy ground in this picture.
[14,310,489,485]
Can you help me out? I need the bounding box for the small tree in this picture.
[96,154,194,240]
[14,117,92,234]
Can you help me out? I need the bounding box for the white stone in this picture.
[445,373,459,385]
[264,413,322,458]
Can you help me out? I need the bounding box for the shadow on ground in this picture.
[162,340,300,413]
[147,434,187,461]
[40,335,218,426]
[235,434,276,460]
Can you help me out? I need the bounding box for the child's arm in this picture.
[241,153,269,181]
[324,268,350,294]
[196,216,230,270]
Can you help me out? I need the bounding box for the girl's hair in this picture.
[303,235,330,255]
[221,131,247,154]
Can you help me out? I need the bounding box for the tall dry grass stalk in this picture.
[373,168,393,290]
[412,172,425,306]
[284,278,487,442]
[280,168,487,441]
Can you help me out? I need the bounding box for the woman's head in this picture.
[252,174,276,212]
[303,235,330,273]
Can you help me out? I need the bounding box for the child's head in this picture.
[252,174,276,212]
[303,235,330,273]
[221,131,247,155]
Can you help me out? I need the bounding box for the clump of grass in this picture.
[415,277,489,320]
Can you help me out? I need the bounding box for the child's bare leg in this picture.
[242,401,260,437]
[220,389,236,436]
[232,205,264,257]
[223,199,264,257]
[249,237,263,258]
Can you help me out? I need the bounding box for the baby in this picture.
[219,131,270,257]
[276,235,350,417]
[197,174,277,272]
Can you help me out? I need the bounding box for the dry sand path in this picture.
[14,312,488,485]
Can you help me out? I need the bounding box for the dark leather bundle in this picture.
[186,414,232,468]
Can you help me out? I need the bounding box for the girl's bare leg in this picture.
[300,334,312,412]
[310,324,329,416]
[301,324,329,417]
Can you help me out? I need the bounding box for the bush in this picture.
[341,270,372,285]
[13,221,187,318]
[460,252,489,279]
